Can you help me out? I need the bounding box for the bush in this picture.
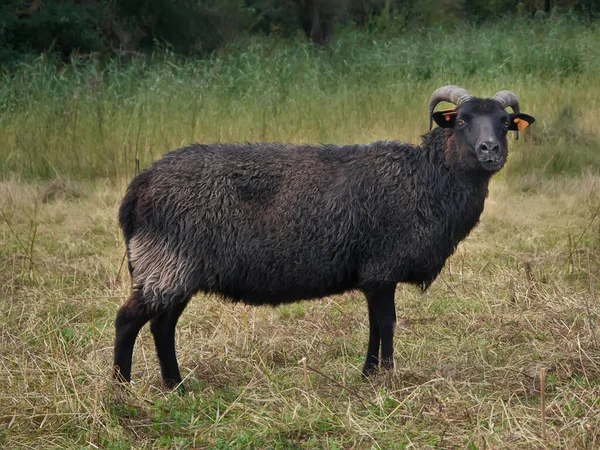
[0,2,107,62]
[116,0,255,54]
[1,0,599,65]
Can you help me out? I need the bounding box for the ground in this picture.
[1,173,599,449]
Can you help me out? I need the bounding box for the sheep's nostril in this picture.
[478,141,500,154]
[477,140,501,163]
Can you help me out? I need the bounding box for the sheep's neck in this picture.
[442,137,491,247]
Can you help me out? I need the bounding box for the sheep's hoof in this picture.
[362,364,379,379]
[163,378,186,393]
[112,366,130,384]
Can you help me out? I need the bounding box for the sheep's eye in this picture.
[456,119,465,126]
[503,121,510,129]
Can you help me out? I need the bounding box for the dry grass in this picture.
[2,18,599,448]
[1,171,599,449]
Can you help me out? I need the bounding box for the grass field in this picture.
[1,17,600,449]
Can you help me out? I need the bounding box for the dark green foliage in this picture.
[1,0,600,64]
[116,0,255,54]
[247,0,302,37]
[0,2,107,64]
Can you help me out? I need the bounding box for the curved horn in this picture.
[492,90,520,113]
[493,90,521,139]
[428,85,473,130]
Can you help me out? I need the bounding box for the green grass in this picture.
[1,177,599,448]
[1,16,599,180]
[1,16,600,449]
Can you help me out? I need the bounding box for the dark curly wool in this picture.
[113,91,536,389]
[119,128,488,310]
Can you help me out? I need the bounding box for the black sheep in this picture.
[113,85,535,388]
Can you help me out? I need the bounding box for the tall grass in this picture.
[1,16,599,180]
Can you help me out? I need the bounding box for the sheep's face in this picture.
[432,99,535,173]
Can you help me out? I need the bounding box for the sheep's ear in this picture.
[432,108,457,128]
[508,113,535,131]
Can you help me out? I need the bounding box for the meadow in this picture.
[1,16,599,449]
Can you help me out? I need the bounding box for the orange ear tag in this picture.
[440,108,457,122]
[513,118,529,131]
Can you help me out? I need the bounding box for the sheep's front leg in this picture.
[362,303,381,377]
[362,284,397,376]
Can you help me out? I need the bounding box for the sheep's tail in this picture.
[119,181,141,277]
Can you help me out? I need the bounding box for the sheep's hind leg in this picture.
[113,289,162,383]
[150,297,191,389]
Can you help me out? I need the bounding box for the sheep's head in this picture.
[428,85,535,173]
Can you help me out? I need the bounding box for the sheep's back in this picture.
[125,142,412,306]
